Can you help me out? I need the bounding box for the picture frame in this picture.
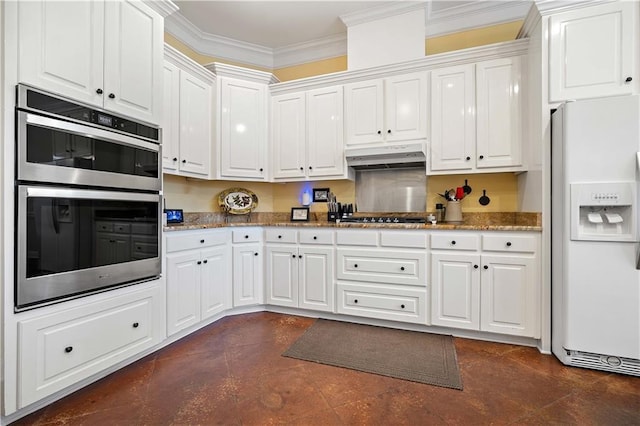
[290,207,310,222]
[313,188,330,202]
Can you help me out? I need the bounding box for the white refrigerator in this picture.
[552,95,640,376]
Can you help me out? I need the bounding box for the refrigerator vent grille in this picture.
[568,351,640,376]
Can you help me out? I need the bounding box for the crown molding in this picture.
[270,39,529,95]
[205,62,279,85]
[165,44,216,83]
[425,0,531,37]
[165,1,531,71]
[143,0,179,18]
[339,2,426,27]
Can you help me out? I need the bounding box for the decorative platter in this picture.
[218,187,258,215]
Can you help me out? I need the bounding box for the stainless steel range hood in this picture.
[345,143,426,170]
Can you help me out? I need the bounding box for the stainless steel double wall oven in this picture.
[15,85,162,311]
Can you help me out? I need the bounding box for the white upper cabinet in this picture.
[162,46,215,178]
[218,78,268,180]
[18,0,163,124]
[344,72,427,147]
[429,57,522,174]
[549,1,636,102]
[271,86,347,181]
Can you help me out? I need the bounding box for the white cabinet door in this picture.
[162,61,180,172]
[384,72,427,142]
[219,78,267,179]
[178,71,213,177]
[430,64,475,172]
[307,86,345,178]
[344,79,384,146]
[233,244,264,306]
[299,247,334,312]
[431,253,480,330]
[103,0,163,124]
[166,251,200,335]
[476,57,522,169]
[18,0,104,106]
[271,93,306,180]
[480,255,537,337]
[549,2,635,102]
[265,245,298,307]
[200,246,231,320]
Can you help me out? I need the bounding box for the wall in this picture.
[163,20,526,214]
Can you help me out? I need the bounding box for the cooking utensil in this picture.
[446,189,456,201]
[455,187,464,200]
[479,190,491,206]
[462,179,472,195]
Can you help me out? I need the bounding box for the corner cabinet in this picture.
[429,57,523,174]
[344,72,427,147]
[549,1,637,102]
[271,86,348,181]
[17,0,163,124]
[162,45,215,178]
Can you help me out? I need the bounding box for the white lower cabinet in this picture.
[431,232,540,338]
[232,229,264,306]
[165,229,231,335]
[18,284,162,408]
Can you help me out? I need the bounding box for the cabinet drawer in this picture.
[96,221,113,233]
[166,230,228,252]
[265,228,297,243]
[431,233,479,251]
[113,223,131,234]
[18,287,159,407]
[337,249,426,287]
[482,234,537,253]
[336,230,378,246]
[380,231,428,249]
[299,229,334,245]
[337,282,428,324]
[232,228,262,243]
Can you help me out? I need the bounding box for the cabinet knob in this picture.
[474,264,479,269]
[479,155,484,160]
[377,130,381,135]
[172,157,177,161]
[466,156,471,161]
[309,166,313,170]
[197,260,202,265]
[354,264,358,268]
[300,167,304,171]
[245,235,249,239]
[254,252,258,256]
[313,236,317,240]
[387,129,391,134]
[354,299,358,304]
[278,235,282,239]
[132,322,139,328]
[451,240,456,245]
[401,304,405,309]
[200,239,205,243]
[259,168,264,172]
[400,266,405,271]
[96,88,103,94]
[625,77,633,83]
[182,159,186,163]
[203,259,208,264]
[506,241,512,247]
[483,265,488,270]
[65,346,73,353]
[298,255,302,259]
[292,254,296,258]
[108,93,115,99]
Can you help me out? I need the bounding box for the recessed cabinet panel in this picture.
[549,2,635,101]
[307,86,345,178]
[271,93,306,179]
[384,73,428,142]
[166,251,200,334]
[337,249,426,287]
[233,244,263,307]
[266,246,298,307]
[162,61,180,171]
[299,247,334,312]
[178,72,213,176]
[344,80,384,146]
[431,253,480,330]
[200,246,231,320]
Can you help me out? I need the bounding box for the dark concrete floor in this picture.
[12,312,640,425]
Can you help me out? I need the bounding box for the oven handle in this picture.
[24,186,161,203]
[21,111,160,153]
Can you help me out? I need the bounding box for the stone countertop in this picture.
[164,212,542,232]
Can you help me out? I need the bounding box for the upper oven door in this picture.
[17,111,161,191]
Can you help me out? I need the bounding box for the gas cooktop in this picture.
[338,217,426,224]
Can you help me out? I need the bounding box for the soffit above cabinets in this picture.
[165,0,532,69]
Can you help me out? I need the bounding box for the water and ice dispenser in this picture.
[570,182,638,242]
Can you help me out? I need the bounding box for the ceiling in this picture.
[165,1,531,69]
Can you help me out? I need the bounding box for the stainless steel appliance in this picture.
[339,217,426,224]
[551,95,640,376]
[15,85,162,311]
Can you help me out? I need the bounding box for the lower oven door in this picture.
[16,185,161,311]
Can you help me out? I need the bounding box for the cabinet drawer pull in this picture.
[354,264,358,268]
[625,77,633,83]
[401,304,405,309]
[197,261,202,265]
[354,299,358,304]
[245,235,249,239]
[132,322,139,328]
[400,266,405,271]
[466,156,471,161]
[203,259,208,264]
[313,236,317,240]
[451,240,456,245]
[64,346,73,353]
[506,241,512,247]
[172,157,177,161]
[200,239,205,243]
[278,235,282,239]
[483,265,488,270]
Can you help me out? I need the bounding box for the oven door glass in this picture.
[16,186,161,310]
[17,111,160,191]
